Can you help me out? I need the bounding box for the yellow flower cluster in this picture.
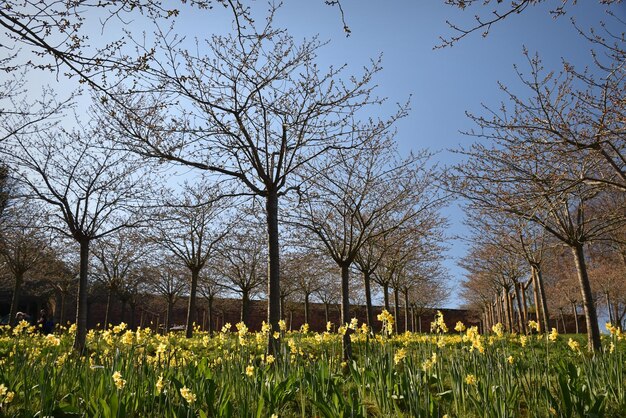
[465,374,477,385]
[112,371,126,390]
[528,320,540,333]
[430,311,448,334]
[394,348,407,365]
[377,310,394,335]
[548,328,559,342]
[180,386,196,404]
[492,323,504,338]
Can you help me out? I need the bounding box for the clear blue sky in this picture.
[14,1,626,307]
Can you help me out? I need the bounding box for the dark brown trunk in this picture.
[393,287,400,334]
[304,293,310,324]
[73,238,90,352]
[572,302,579,334]
[521,281,528,327]
[410,305,415,332]
[165,299,173,333]
[241,290,250,324]
[403,289,409,333]
[207,295,214,333]
[265,189,281,355]
[560,308,566,333]
[571,244,601,351]
[514,282,526,334]
[9,272,23,327]
[363,271,374,327]
[383,283,390,311]
[185,268,200,338]
[324,302,330,324]
[340,262,352,360]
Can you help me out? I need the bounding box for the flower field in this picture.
[0,313,624,417]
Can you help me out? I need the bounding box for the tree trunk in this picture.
[531,269,541,329]
[8,271,23,327]
[521,281,529,327]
[324,302,330,325]
[606,292,614,324]
[104,287,113,329]
[73,238,90,352]
[165,300,173,334]
[531,265,549,332]
[185,268,200,338]
[571,244,601,351]
[207,295,214,334]
[559,308,566,333]
[411,305,415,333]
[572,302,579,334]
[241,290,250,324]
[514,282,526,334]
[265,189,281,355]
[363,271,374,328]
[403,289,409,333]
[393,287,400,334]
[383,283,390,311]
[340,262,352,360]
[304,292,310,325]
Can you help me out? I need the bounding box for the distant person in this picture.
[37,309,54,334]
[15,312,27,323]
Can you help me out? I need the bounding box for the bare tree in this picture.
[453,128,623,350]
[441,0,622,48]
[91,230,151,328]
[101,5,398,352]
[293,134,442,358]
[152,182,230,337]
[198,269,222,333]
[0,199,50,325]
[1,117,152,350]
[215,219,266,324]
[147,259,188,333]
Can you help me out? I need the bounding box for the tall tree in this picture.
[1,118,152,350]
[101,5,398,352]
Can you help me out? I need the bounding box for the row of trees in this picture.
[454,9,626,351]
[0,3,449,363]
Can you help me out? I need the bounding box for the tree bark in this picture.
[571,243,601,351]
[207,295,214,334]
[165,299,173,334]
[383,282,390,311]
[8,271,23,327]
[304,292,310,325]
[324,302,330,324]
[393,287,400,334]
[73,238,90,352]
[514,281,526,334]
[185,268,200,338]
[363,271,374,328]
[241,290,250,324]
[403,289,409,333]
[340,262,352,360]
[265,189,281,355]
[572,302,579,334]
